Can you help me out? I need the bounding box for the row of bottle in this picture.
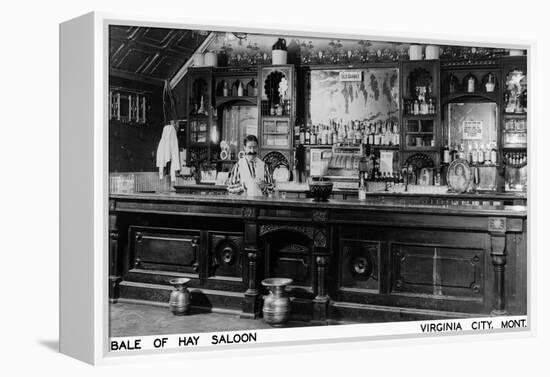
[221,80,258,97]
[443,141,498,165]
[404,97,436,116]
[503,152,527,166]
[297,120,400,146]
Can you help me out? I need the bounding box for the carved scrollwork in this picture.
[312,210,328,223]
[259,224,315,241]
[313,230,327,248]
[242,207,257,219]
[316,255,329,266]
[110,231,119,241]
[134,258,141,268]
[135,232,143,242]
[488,217,507,233]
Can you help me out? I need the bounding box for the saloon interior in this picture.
[108,25,527,335]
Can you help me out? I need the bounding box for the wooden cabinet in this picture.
[401,60,440,153]
[212,67,259,164]
[501,57,527,149]
[501,56,527,191]
[187,67,215,163]
[258,65,295,166]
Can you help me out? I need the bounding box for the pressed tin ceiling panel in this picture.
[109,25,209,84]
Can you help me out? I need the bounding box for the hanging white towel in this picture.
[156,125,181,182]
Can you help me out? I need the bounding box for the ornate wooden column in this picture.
[241,206,261,319]
[312,210,330,324]
[109,200,122,303]
[489,217,507,315]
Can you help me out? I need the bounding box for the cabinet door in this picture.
[130,226,201,276]
[403,118,435,149]
[391,243,484,299]
[261,118,291,148]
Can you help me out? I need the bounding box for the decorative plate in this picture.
[447,158,471,193]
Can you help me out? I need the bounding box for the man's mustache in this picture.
[247,152,257,156]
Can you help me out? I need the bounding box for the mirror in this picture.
[308,68,399,125]
[445,102,498,150]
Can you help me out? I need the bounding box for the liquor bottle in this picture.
[358,172,367,200]
[237,82,244,97]
[348,122,355,145]
[466,73,476,93]
[413,99,420,115]
[472,143,478,164]
[484,143,491,163]
[294,121,300,145]
[299,123,305,145]
[223,81,229,97]
[443,142,450,163]
[458,143,465,159]
[450,144,457,161]
[477,144,485,164]
[311,125,317,145]
[305,126,311,145]
[490,140,498,164]
[467,143,473,164]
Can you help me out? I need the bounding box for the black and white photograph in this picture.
[106,22,528,348]
[22,0,546,373]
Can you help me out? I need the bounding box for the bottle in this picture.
[472,143,478,164]
[467,73,476,93]
[484,143,491,163]
[223,81,229,97]
[311,125,317,145]
[237,81,243,97]
[458,143,465,159]
[299,123,305,145]
[413,99,420,115]
[358,172,367,200]
[450,144,457,161]
[477,144,485,164]
[443,142,450,163]
[490,141,498,164]
[305,126,311,145]
[349,122,356,145]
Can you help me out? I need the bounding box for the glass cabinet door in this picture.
[261,118,290,148]
[502,68,527,148]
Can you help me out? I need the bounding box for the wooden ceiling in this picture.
[109,25,208,86]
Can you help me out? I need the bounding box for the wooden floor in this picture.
[109,301,321,337]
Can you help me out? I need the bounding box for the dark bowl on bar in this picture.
[308,178,333,202]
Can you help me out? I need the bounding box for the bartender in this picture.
[227,135,274,196]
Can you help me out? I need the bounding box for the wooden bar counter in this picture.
[109,192,527,324]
